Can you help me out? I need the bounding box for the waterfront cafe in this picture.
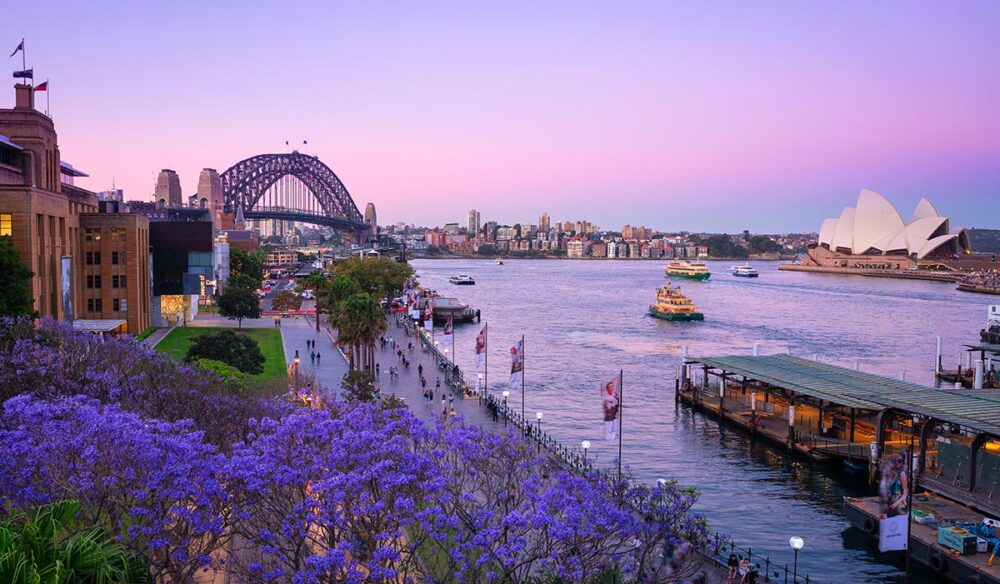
[680,354,1000,518]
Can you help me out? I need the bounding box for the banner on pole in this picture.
[877,448,911,552]
[508,339,524,389]
[475,324,487,368]
[423,301,433,331]
[442,314,454,344]
[602,376,621,440]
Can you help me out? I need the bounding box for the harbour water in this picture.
[411,258,989,583]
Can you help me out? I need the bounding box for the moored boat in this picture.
[648,284,704,321]
[449,274,476,285]
[495,257,504,265]
[665,261,711,280]
[731,264,759,278]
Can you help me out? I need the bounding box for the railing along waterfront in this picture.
[399,313,815,583]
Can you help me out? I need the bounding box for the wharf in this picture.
[844,493,1000,584]
[676,385,870,462]
[777,263,961,282]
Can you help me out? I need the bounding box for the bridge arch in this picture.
[221,152,368,232]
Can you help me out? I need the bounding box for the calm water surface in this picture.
[411,259,988,583]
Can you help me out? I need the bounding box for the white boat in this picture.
[449,274,476,285]
[731,264,759,278]
[495,257,504,265]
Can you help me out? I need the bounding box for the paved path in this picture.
[374,315,498,428]
[279,315,349,399]
[143,327,173,348]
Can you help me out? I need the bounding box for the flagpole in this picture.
[484,322,488,395]
[451,319,455,366]
[618,368,623,485]
[22,39,26,77]
[521,334,525,435]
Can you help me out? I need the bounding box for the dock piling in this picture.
[935,336,942,374]
[975,360,984,389]
[753,342,761,356]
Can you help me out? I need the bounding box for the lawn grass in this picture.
[199,305,219,313]
[155,327,287,386]
[135,327,157,342]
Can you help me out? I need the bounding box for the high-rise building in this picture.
[196,168,223,228]
[467,209,480,236]
[155,169,182,207]
[539,212,550,233]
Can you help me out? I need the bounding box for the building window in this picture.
[95,298,102,312]
[0,213,11,237]
[120,298,127,312]
[86,298,103,312]
[111,251,119,265]
[85,251,102,265]
[84,228,101,242]
[113,298,120,312]
[120,275,127,288]
[86,275,102,289]
[87,298,94,312]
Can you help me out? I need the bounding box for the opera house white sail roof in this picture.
[816,190,970,259]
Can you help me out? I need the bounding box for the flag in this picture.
[508,339,524,389]
[34,81,47,91]
[601,376,621,440]
[10,40,23,58]
[13,69,32,79]
[423,300,433,331]
[474,324,487,368]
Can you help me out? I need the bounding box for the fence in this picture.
[396,313,815,582]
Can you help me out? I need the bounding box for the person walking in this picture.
[418,363,423,377]
[376,363,381,378]
[316,352,321,366]
[310,351,316,365]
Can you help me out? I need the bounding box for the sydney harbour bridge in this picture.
[220,151,374,243]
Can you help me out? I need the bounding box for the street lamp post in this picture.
[581,440,591,467]
[293,355,301,390]
[789,536,804,582]
[535,411,544,452]
[502,390,510,427]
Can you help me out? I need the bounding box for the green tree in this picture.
[0,500,147,584]
[298,270,332,331]
[326,275,361,323]
[340,369,378,401]
[216,286,261,328]
[228,273,259,292]
[184,329,265,374]
[272,290,302,311]
[333,256,413,301]
[0,237,36,318]
[335,292,387,372]
[230,247,263,284]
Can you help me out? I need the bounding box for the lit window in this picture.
[0,214,11,237]
[84,228,101,242]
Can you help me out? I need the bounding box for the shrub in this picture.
[184,329,265,375]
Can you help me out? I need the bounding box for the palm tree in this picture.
[0,500,147,583]
[336,292,386,373]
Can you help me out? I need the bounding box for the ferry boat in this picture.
[731,264,759,278]
[495,257,504,265]
[449,274,476,285]
[648,285,704,321]
[665,261,711,280]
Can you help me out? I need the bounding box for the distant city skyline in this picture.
[6,2,1000,231]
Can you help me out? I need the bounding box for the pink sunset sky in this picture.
[5,1,1000,231]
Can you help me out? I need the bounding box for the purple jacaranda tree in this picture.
[225,402,446,583]
[0,394,230,582]
[0,317,715,583]
[414,423,711,584]
[0,317,287,448]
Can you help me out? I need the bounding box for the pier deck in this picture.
[844,492,1000,584]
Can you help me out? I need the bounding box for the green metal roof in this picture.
[693,354,1000,436]
[964,343,1000,355]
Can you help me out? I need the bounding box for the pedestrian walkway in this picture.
[142,327,173,348]
[279,315,349,399]
[375,315,497,428]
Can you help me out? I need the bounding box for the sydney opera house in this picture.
[799,190,971,270]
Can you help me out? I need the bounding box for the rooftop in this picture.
[692,354,1000,435]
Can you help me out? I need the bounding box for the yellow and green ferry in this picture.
[649,285,704,321]
[665,261,711,280]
